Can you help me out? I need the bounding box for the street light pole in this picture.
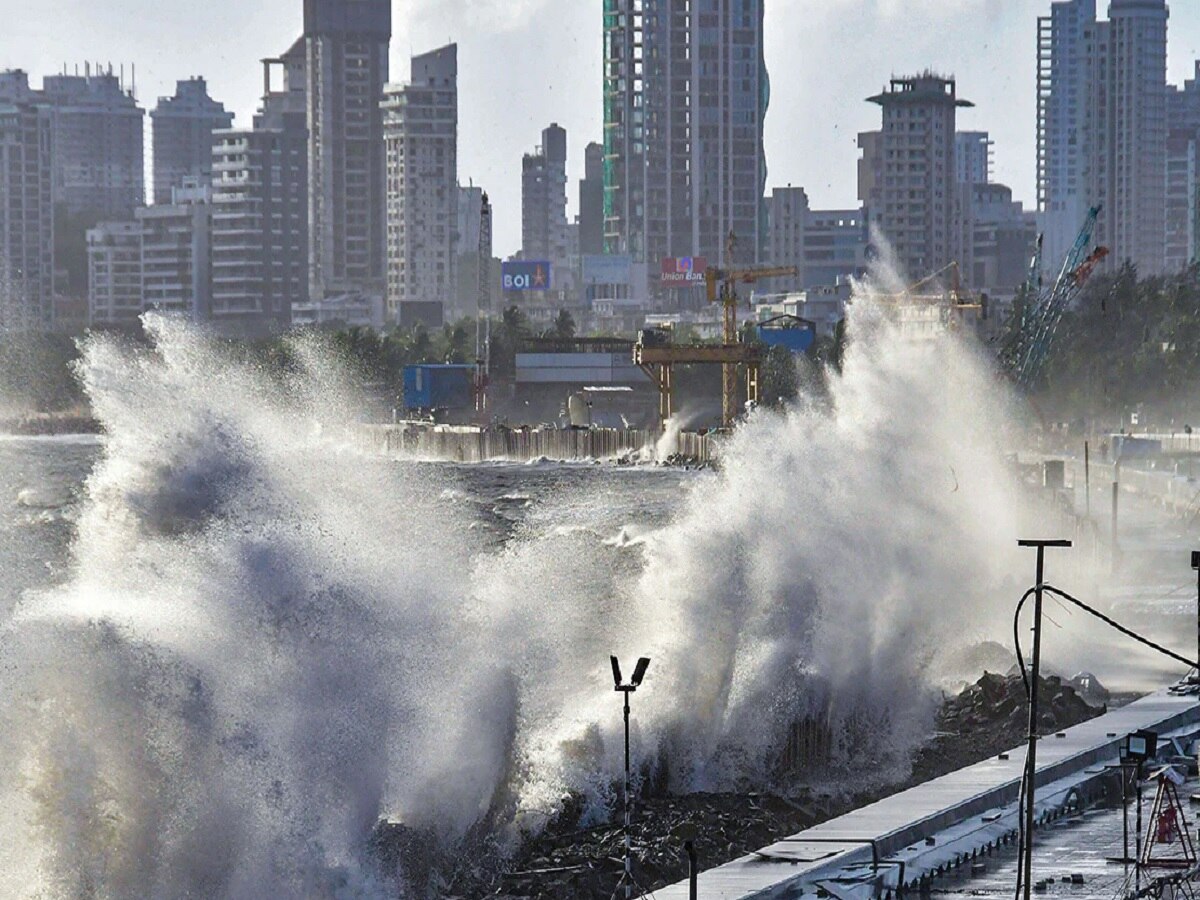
[612,655,651,900]
[1017,539,1072,900]
[1191,552,1200,683]
[623,682,632,899]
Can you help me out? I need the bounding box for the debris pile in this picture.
[381,673,1106,900]
[910,671,1104,784]
[468,791,853,900]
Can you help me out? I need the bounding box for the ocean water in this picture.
[0,307,1086,898]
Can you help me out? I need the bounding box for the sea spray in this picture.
[0,296,1026,896]
[0,317,506,897]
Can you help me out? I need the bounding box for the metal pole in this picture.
[624,688,632,900]
[1135,760,1143,892]
[1024,546,1046,900]
[1084,441,1091,520]
[1111,481,1120,574]
[1017,539,1072,900]
[1195,560,1200,682]
[1122,763,1130,873]
[686,841,698,900]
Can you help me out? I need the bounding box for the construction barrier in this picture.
[354,423,720,465]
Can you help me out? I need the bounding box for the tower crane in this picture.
[634,234,796,431]
[1000,206,1109,389]
[474,193,492,420]
[704,258,798,427]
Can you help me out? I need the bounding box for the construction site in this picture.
[351,205,1200,900]
[363,195,1111,466]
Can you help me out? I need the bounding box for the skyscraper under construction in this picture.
[603,0,770,284]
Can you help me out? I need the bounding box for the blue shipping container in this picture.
[403,365,474,410]
[757,317,816,354]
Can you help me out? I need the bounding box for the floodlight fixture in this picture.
[612,655,652,692]
[1120,730,1158,764]
[631,657,651,687]
[609,654,652,900]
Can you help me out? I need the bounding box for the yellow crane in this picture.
[704,259,798,428]
[635,233,798,430]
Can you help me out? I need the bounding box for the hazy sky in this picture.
[3,0,1200,256]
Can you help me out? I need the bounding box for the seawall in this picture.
[355,423,718,464]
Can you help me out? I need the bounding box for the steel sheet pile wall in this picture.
[354,423,698,463]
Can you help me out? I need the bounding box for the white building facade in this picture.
[382,43,458,325]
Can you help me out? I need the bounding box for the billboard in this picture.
[502,260,552,292]
[660,256,707,286]
[581,254,633,286]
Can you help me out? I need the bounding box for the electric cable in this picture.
[1009,581,1199,900]
[1040,584,1199,671]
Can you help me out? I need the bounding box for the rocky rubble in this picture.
[380,673,1105,900]
[908,671,1104,786]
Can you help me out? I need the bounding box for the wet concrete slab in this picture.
[656,690,1200,900]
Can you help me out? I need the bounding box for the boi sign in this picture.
[502,261,552,292]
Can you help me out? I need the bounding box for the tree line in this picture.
[1009,263,1200,423]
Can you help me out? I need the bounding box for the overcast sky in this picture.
[3,0,1199,257]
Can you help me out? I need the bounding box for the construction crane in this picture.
[850,260,983,340]
[634,235,796,431]
[473,193,492,420]
[1000,206,1109,389]
[704,257,799,427]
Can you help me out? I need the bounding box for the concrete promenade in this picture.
[657,689,1200,899]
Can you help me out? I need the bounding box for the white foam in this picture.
[0,287,1027,894]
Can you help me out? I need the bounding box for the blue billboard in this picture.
[502,260,552,292]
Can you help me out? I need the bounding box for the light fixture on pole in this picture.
[1120,730,1157,894]
[1190,552,1200,685]
[612,654,651,900]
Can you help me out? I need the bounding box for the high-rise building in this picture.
[1036,0,1098,267]
[964,183,1040,296]
[1164,128,1196,272]
[86,220,142,326]
[1168,61,1200,132]
[151,77,234,205]
[1037,0,1169,274]
[766,186,808,293]
[857,130,883,214]
[382,43,458,325]
[304,0,391,299]
[0,96,54,330]
[579,142,605,257]
[522,123,568,260]
[137,179,212,319]
[1098,0,1168,275]
[766,186,868,293]
[956,132,993,186]
[1165,63,1200,271]
[603,0,769,284]
[40,70,145,220]
[865,74,973,282]
[210,40,309,335]
[522,123,570,290]
[455,184,494,322]
[458,184,486,261]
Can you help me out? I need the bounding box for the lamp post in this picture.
[1191,552,1200,684]
[1017,539,1072,900]
[1119,730,1156,893]
[612,655,651,900]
